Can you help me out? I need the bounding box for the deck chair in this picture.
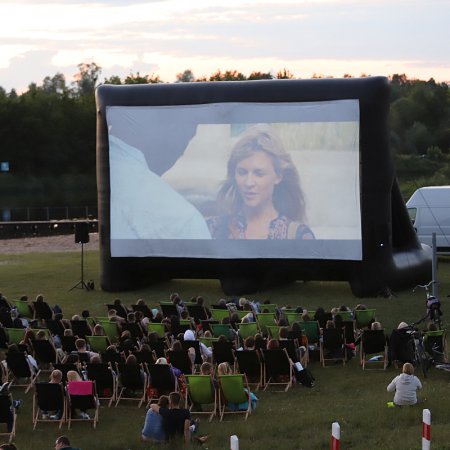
[145,363,177,406]
[262,348,294,392]
[70,320,92,339]
[11,299,33,318]
[0,384,17,443]
[121,322,144,339]
[256,313,276,336]
[115,363,148,407]
[283,310,302,325]
[186,304,209,322]
[159,302,179,318]
[67,380,99,429]
[320,328,346,367]
[355,309,376,330]
[147,323,166,339]
[148,340,167,359]
[360,329,388,370]
[342,320,356,345]
[198,337,219,348]
[185,375,217,422]
[237,322,258,341]
[32,382,66,429]
[259,304,278,313]
[53,363,82,383]
[86,336,111,353]
[166,350,193,375]
[335,310,353,321]
[314,312,333,329]
[211,323,234,341]
[278,339,302,364]
[30,339,60,369]
[32,301,53,322]
[210,308,230,322]
[6,351,40,392]
[0,311,13,329]
[266,325,282,340]
[100,351,125,365]
[181,340,203,365]
[212,341,235,366]
[5,328,25,345]
[85,363,117,406]
[234,350,264,391]
[131,304,153,319]
[96,320,119,343]
[60,335,77,354]
[423,330,447,363]
[218,374,252,421]
[105,303,128,319]
[45,319,66,338]
[299,321,321,348]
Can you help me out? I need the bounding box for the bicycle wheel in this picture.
[415,341,429,378]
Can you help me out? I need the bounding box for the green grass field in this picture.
[1,250,449,450]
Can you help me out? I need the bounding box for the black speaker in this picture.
[74,222,89,244]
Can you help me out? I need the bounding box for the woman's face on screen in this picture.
[234,151,281,210]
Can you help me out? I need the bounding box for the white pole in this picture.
[331,422,340,450]
[422,409,431,450]
[231,434,239,450]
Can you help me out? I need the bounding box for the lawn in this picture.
[0,249,449,450]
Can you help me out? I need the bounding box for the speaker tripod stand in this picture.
[69,242,90,291]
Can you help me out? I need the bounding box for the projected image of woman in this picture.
[207,125,315,240]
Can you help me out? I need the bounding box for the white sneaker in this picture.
[42,414,49,419]
[79,412,90,419]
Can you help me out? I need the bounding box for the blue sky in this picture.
[0,0,449,92]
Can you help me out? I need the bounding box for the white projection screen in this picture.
[107,101,362,260]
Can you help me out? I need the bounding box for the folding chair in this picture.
[212,341,235,366]
[335,310,354,321]
[86,336,111,353]
[115,363,148,407]
[159,302,179,318]
[96,320,119,343]
[148,339,167,359]
[145,363,177,406]
[256,313,276,336]
[186,304,209,322]
[85,363,117,407]
[211,323,234,340]
[5,328,25,345]
[121,322,144,340]
[45,319,66,338]
[0,385,17,443]
[106,303,128,319]
[299,321,321,348]
[100,351,125,365]
[283,310,302,325]
[11,299,33,318]
[218,374,252,421]
[6,351,40,392]
[70,320,92,340]
[234,350,264,391]
[32,382,66,429]
[198,337,219,348]
[132,350,155,365]
[259,304,278,313]
[237,322,258,341]
[181,340,203,366]
[30,339,61,370]
[360,329,388,370]
[131,304,153,319]
[423,329,447,362]
[210,308,230,322]
[320,328,346,367]
[262,348,294,392]
[354,309,376,330]
[185,375,217,422]
[147,323,166,339]
[279,339,303,365]
[266,325,282,340]
[67,380,99,428]
[166,350,193,375]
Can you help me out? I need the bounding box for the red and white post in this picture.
[230,434,239,450]
[331,422,340,450]
[422,409,431,450]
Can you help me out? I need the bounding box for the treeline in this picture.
[0,65,449,205]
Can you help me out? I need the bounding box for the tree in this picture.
[124,72,162,84]
[176,69,195,83]
[276,69,294,79]
[248,71,273,80]
[103,75,122,85]
[209,70,246,81]
[42,73,67,95]
[73,62,101,96]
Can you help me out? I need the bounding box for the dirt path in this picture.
[0,233,99,254]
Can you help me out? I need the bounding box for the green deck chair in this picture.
[11,299,33,318]
[198,337,219,348]
[211,323,233,340]
[256,313,276,336]
[259,304,278,313]
[210,309,230,322]
[185,375,217,422]
[5,328,26,345]
[147,323,166,339]
[354,309,376,329]
[96,320,119,343]
[335,310,353,321]
[283,310,301,325]
[237,322,258,340]
[218,374,252,421]
[299,321,320,346]
[86,335,111,353]
[266,325,282,340]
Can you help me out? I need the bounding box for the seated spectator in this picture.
[387,362,422,406]
[388,322,413,366]
[184,329,212,361]
[66,371,91,419]
[54,435,80,450]
[71,338,99,363]
[142,395,169,442]
[42,369,63,420]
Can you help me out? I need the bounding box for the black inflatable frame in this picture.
[96,77,431,297]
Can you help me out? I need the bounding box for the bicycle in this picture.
[413,281,443,329]
[405,319,430,378]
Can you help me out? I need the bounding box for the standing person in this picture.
[54,435,80,450]
[207,125,314,240]
[387,362,422,406]
[141,395,169,443]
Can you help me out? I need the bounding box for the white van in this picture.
[406,186,450,253]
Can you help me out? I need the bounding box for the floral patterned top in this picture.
[206,213,315,240]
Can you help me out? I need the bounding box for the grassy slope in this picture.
[1,250,449,450]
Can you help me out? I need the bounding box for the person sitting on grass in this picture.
[387,362,422,406]
[54,435,80,450]
[141,395,169,443]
